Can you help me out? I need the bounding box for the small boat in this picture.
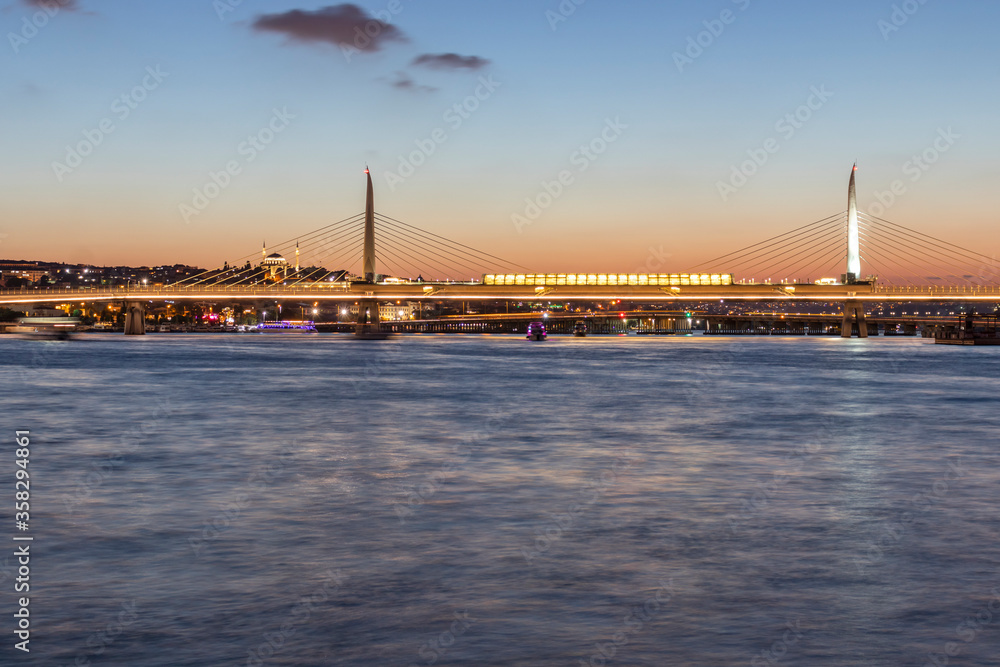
[526,321,547,341]
[934,311,1000,345]
[256,320,318,333]
[573,321,588,337]
[9,317,80,340]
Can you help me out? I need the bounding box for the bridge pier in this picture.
[355,298,388,339]
[123,301,146,335]
[841,300,868,338]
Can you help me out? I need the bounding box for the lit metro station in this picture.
[482,273,734,287]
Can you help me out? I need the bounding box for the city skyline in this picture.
[3,0,998,274]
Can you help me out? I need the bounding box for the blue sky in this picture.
[2,0,998,275]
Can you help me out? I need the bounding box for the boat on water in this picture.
[526,321,547,341]
[254,320,318,333]
[934,311,1000,345]
[9,317,80,340]
[573,321,588,337]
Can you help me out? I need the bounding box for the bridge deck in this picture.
[1,283,999,304]
[0,283,1000,304]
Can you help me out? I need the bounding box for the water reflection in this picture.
[2,335,999,666]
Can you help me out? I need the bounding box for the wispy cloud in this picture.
[23,0,79,10]
[388,72,436,93]
[251,4,406,53]
[412,53,490,71]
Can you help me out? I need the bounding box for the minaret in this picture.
[295,240,300,273]
[262,241,266,264]
[363,167,376,282]
[847,164,861,281]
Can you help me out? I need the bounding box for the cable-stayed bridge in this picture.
[2,167,998,337]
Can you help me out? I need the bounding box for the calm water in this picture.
[3,333,1000,666]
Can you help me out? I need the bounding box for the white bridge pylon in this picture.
[847,164,861,281]
[363,167,376,283]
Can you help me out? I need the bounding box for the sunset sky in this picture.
[2,0,998,277]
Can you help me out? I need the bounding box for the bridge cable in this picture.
[857,230,926,286]
[373,239,431,279]
[861,226,993,284]
[859,223,984,285]
[723,222,844,274]
[752,235,845,282]
[374,236,460,281]
[169,213,365,287]
[374,213,530,272]
[696,216,845,274]
[373,217,519,275]
[688,212,846,272]
[858,244,922,286]
[374,221,502,278]
[797,245,850,283]
[304,230,367,279]
[286,226,369,282]
[374,222,513,278]
[859,213,997,265]
[754,233,846,281]
[174,215,365,288]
